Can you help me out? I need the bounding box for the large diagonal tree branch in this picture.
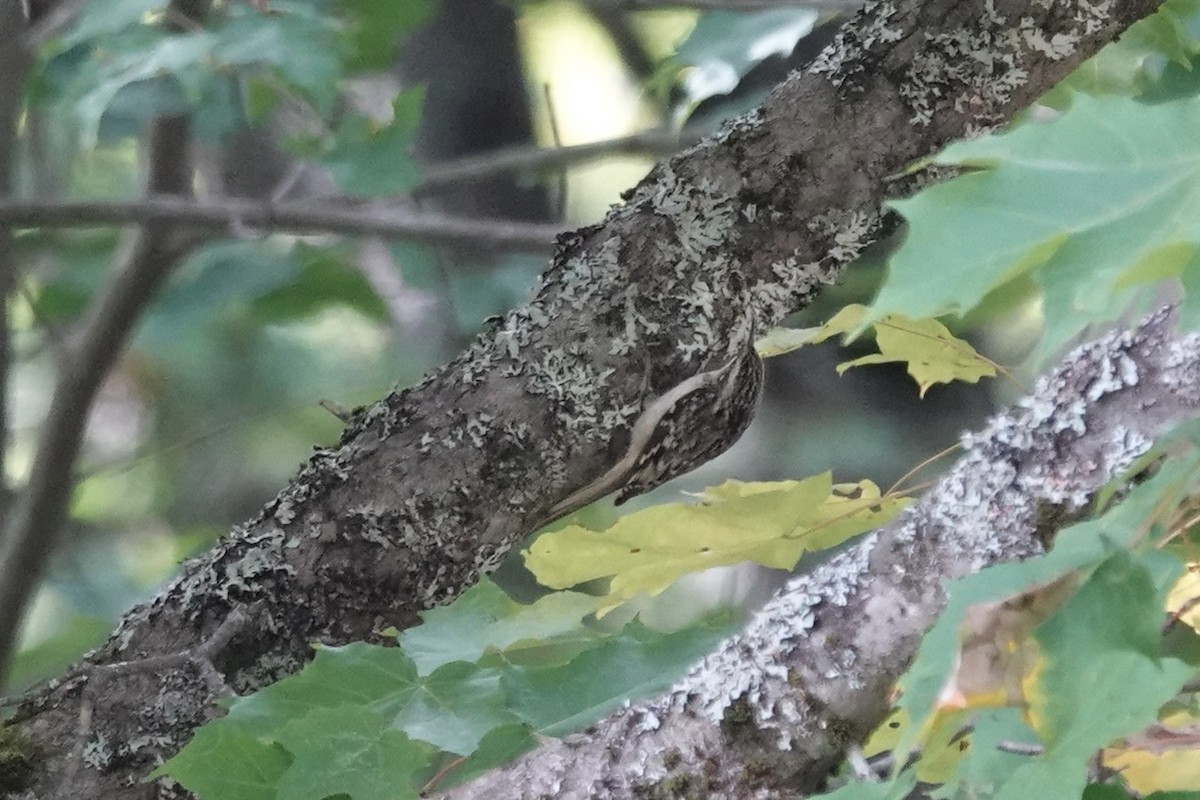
[441,307,1196,799]
[1,0,1163,797]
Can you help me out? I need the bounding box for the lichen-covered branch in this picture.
[441,308,1197,799]
[1,0,1163,797]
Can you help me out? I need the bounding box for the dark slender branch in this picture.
[415,129,696,197]
[0,115,198,683]
[22,0,87,48]
[0,0,36,687]
[0,3,33,535]
[587,6,660,85]
[541,84,570,221]
[0,195,561,252]
[586,0,864,10]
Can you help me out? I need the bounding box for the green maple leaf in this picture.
[273,706,431,800]
[869,93,1200,363]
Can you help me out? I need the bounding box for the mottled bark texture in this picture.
[2,0,1164,797]
[442,307,1196,800]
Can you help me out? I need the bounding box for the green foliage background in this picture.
[9,0,1200,798]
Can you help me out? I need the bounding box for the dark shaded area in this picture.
[402,0,551,223]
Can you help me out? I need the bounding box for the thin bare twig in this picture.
[0,196,561,252]
[416,129,694,197]
[586,0,864,11]
[0,114,199,683]
[541,84,569,222]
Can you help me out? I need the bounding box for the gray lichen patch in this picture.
[169,524,296,614]
[900,0,1120,126]
[809,0,904,90]
[811,0,1118,128]
[650,169,741,265]
[751,207,880,325]
[70,663,217,788]
[902,11,1029,126]
[666,541,871,748]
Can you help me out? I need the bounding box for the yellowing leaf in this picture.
[864,709,908,757]
[808,303,870,343]
[809,304,998,396]
[844,316,996,397]
[754,325,821,358]
[866,709,971,784]
[1103,713,1200,794]
[888,573,1080,778]
[524,474,908,616]
[934,573,1079,718]
[1166,564,1200,631]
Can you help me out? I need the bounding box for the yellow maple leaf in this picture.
[754,326,821,358]
[866,708,973,784]
[1103,712,1200,794]
[812,304,1000,397]
[524,474,908,617]
[1166,564,1200,631]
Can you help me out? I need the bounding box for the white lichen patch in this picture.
[656,174,740,262]
[677,314,716,362]
[608,293,642,357]
[713,107,764,148]
[902,20,1028,127]
[466,413,495,447]
[1018,19,1081,58]
[81,733,112,770]
[1162,333,1200,401]
[920,443,1034,569]
[663,542,871,747]
[1075,0,1116,35]
[811,208,878,264]
[272,496,296,525]
[233,651,305,692]
[809,0,904,88]
[901,0,1117,126]
[752,208,879,324]
[1099,424,1153,476]
[124,734,175,756]
[525,348,616,437]
[754,254,820,323]
[1087,347,1139,401]
[347,504,394,549]
[165,524,297,613]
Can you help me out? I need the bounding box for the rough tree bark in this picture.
[0,0,1166,798]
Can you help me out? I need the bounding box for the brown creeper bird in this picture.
[545,333,764,521]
